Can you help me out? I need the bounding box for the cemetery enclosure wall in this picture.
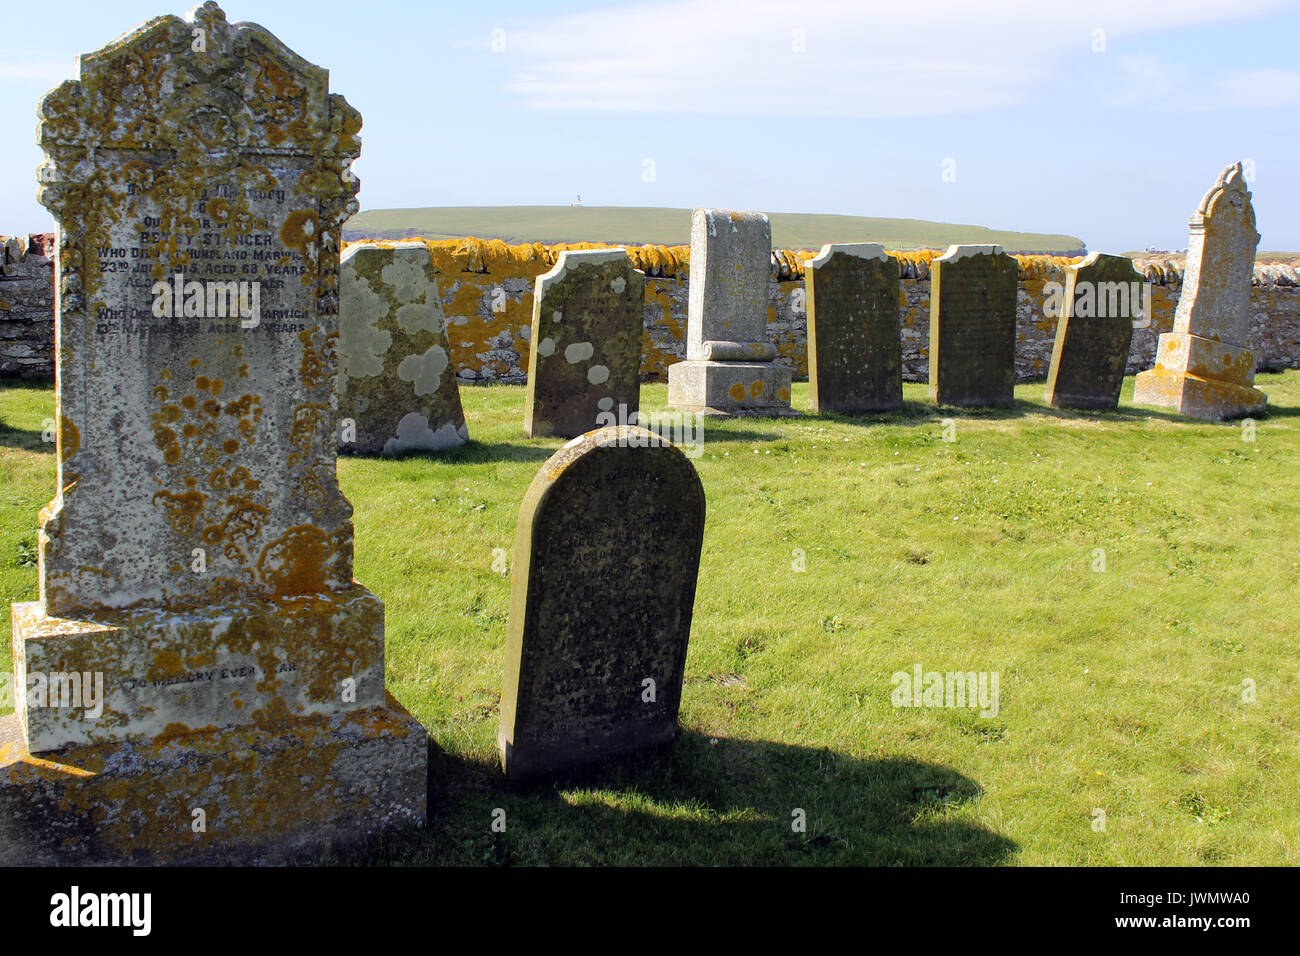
[5,234,1299,384]
[0,234,55,379]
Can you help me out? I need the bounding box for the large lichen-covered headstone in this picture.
[667,208,794,416]
[524,249,644,438]
[805,242,902,413]
[1044,253,1143,410]
[337,241,468,455]
[499,426,706,782]
[928,244,1019,406]
[1134,162,1267,419]
[1,3,425,865]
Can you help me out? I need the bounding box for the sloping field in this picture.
[344,205,1086,254]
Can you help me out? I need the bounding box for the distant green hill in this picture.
[344,205,1086,255]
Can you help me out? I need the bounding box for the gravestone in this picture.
[666,208,794,416]
[1134,162,1267,419]
[524,249,645,438]
[499,426,706,782]
[1044,253,1143,410]
[805,242,902,413]
[928,244,1019,406]
[337,240,468,455]
[0,3,426,865]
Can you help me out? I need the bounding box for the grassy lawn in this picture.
[2,372,1298,865]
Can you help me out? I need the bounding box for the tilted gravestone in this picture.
[1134,162,1267,419]
[0,2,426,865]
[337,240,468,455]
[524,249,645,438]
[805,242,902,413]
[499,426,706,782]
[667,208,794,416]
[928,244,1019,406]
[1044,253,1144,410]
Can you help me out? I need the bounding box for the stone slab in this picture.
[0,693,427,865]
[34,2,365,617]
[667,360,796,416]
[1132,365,1267,420]
[337,241,468,456]
[1173,161,1260,344]
[1044,252,1142,410]
[686,208,772,359]
[524,249,645,438]
[12,587,386,753]
[928,244,1019,406]
[499,426,705,782]
[806,242,902,413]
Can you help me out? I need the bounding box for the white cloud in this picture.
[1100,58,1300,111]
[500,0,1294,117]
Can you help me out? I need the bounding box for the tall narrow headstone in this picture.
[806,242,902,413]
[499,426,706,782]
[1,3,426,865]
[1134,162,1267,419]
[928,244,1018,406]
[667,208,794,416]
[1044,253,1143,410]
[337,240,468,455]
[524,249,645,438]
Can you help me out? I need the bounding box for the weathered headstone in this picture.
[928,244,1019,406]
[806,242,902,413]
[524,249,645,438]
[667,208,794,416]
[499,426,706,782]
[1044,253,1144,410]
[337,240,468,455]
[0,3,426,865]
[1134,162,1267,419]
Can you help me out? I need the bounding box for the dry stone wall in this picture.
[5,233,1299,384]
[0,233,55,378]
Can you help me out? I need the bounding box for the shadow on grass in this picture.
[340,439,557,465]
[329,731,1016,866]
[0,419,51,453]
[805,398,1204,427]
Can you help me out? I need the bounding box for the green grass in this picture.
[343,205,1086,254]
[2,373,1299,865]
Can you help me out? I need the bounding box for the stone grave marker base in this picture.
[12,588,387,753]
[0,692,426,865]
[1134,332,1267,419]
[667,361,798,417]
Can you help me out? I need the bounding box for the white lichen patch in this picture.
[588,364,610,384]
[396,301,442,335]
[538,337,556,357]
[380,250,429,304]
[565,342,594,364]
[382,413,467,456]
[339,268,391,379]
[396,344,450,397]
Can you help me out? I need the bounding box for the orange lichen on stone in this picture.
[58,415,79,460]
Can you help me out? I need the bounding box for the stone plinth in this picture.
[1134,162,1267,420]
[667,208,794,417]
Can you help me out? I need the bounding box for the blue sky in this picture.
[2,0,1297,251]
